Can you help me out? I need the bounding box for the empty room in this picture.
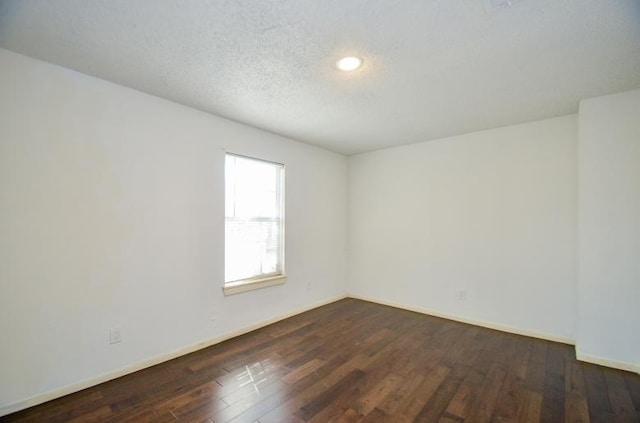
[1,0,639,422]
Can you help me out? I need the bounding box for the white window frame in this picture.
[223,153,286,296]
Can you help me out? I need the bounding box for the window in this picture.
[224,153,285,295]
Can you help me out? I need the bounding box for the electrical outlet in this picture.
[457,289,467,301]
[109,327,122,344]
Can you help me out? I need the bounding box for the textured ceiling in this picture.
[1,0,639,155]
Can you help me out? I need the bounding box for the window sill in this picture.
[222,275,287,296]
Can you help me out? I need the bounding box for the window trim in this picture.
[223,153,286,296]
[222,274,287,296]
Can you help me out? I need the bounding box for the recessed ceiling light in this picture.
[336,56,363,72]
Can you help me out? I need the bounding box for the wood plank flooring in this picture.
[3,298,639,422]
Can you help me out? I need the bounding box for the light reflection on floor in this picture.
[210,357,290,421]
[237,360,270,395]
[217,357,288,399]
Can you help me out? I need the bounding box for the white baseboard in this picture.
[576,349,640,375]
[0,293,348,417]
[348,293,576,345]
[350,295,640,375]
[5,293,637,417]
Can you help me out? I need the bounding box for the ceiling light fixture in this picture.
[336,56,363,72]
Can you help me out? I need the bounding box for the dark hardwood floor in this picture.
[3,298,639,422]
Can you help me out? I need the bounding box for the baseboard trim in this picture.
[6,293,638,416]
[0,293,348,417]
[348,294,576,345]
[576,349,640,375]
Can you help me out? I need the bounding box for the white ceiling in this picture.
[1,0,639,155]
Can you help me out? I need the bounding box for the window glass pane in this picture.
[225,155,281,219]
[224,154,284,284]
[225,219,281,282]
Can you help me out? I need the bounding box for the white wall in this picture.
[0,48,348,412]
[349,116,578,341]
[1,43,638,414]
[577,89,640,371]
